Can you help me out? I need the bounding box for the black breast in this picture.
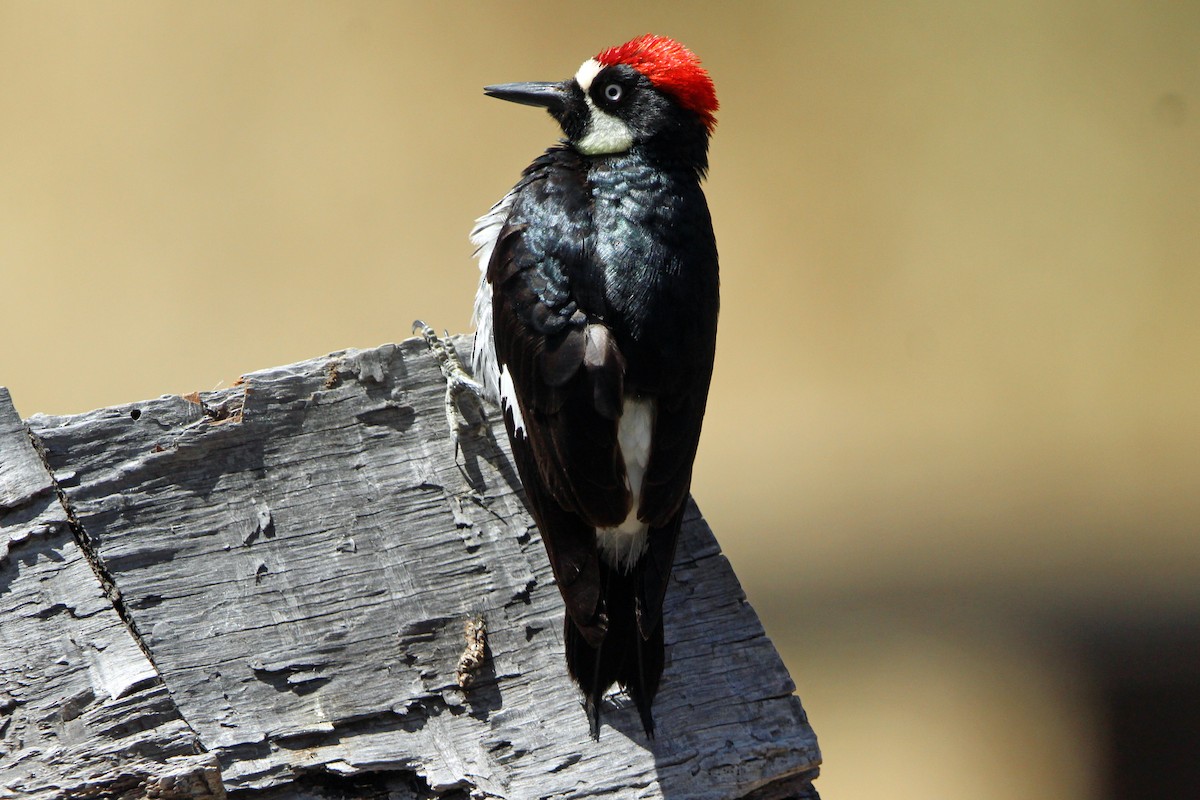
[501,146,720,398]
[588,153,719,395]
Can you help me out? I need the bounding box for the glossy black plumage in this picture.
[477,43,719,737]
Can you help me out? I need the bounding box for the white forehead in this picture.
[574,58,603,92]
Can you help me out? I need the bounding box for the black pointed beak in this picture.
[484,81,570,114]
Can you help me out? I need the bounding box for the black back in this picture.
[488,143,719,734]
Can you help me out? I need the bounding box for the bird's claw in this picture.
[414,320,488,458]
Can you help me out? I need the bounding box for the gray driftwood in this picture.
[1,336,820,799]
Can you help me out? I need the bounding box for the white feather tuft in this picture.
[469,191,515,403]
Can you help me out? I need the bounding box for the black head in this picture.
[485,35,718,170]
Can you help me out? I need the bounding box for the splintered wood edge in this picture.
[1,337,820,799]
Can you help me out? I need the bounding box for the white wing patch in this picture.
[498,364,527,439]
[597,396,656,572]
[469,191,515,404]
[472,166,651,571]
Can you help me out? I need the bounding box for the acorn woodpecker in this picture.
[471,34,720,738]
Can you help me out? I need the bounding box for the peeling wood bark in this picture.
[1,338,820,799]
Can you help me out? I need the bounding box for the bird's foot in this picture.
[413,320,487,457]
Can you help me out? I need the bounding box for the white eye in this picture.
[604,83,623,102]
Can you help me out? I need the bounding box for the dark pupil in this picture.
[604,83,622,101]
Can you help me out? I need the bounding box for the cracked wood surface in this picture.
[1,337,820,799]
[0,388,218,799]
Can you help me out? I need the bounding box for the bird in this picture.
[469,33,720,738]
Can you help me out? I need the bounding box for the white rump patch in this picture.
[596,396,656,572]
[617,397,654,507]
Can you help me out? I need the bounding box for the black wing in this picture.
[489,147,719,656]
[488,150,631,644]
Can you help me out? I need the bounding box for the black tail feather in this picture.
[625,617,663,738]
[564,615,605,738]
[564,562,664,739]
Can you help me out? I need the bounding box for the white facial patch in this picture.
[572,58,634,156]
[576,105,634,155]
[574,58,603,92]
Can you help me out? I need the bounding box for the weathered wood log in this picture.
[1,336,820,799]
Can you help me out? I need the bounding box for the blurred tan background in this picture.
[2,2,1198,796]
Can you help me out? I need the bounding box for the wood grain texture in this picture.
[0,388,217,799]
[4,337,820,798]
